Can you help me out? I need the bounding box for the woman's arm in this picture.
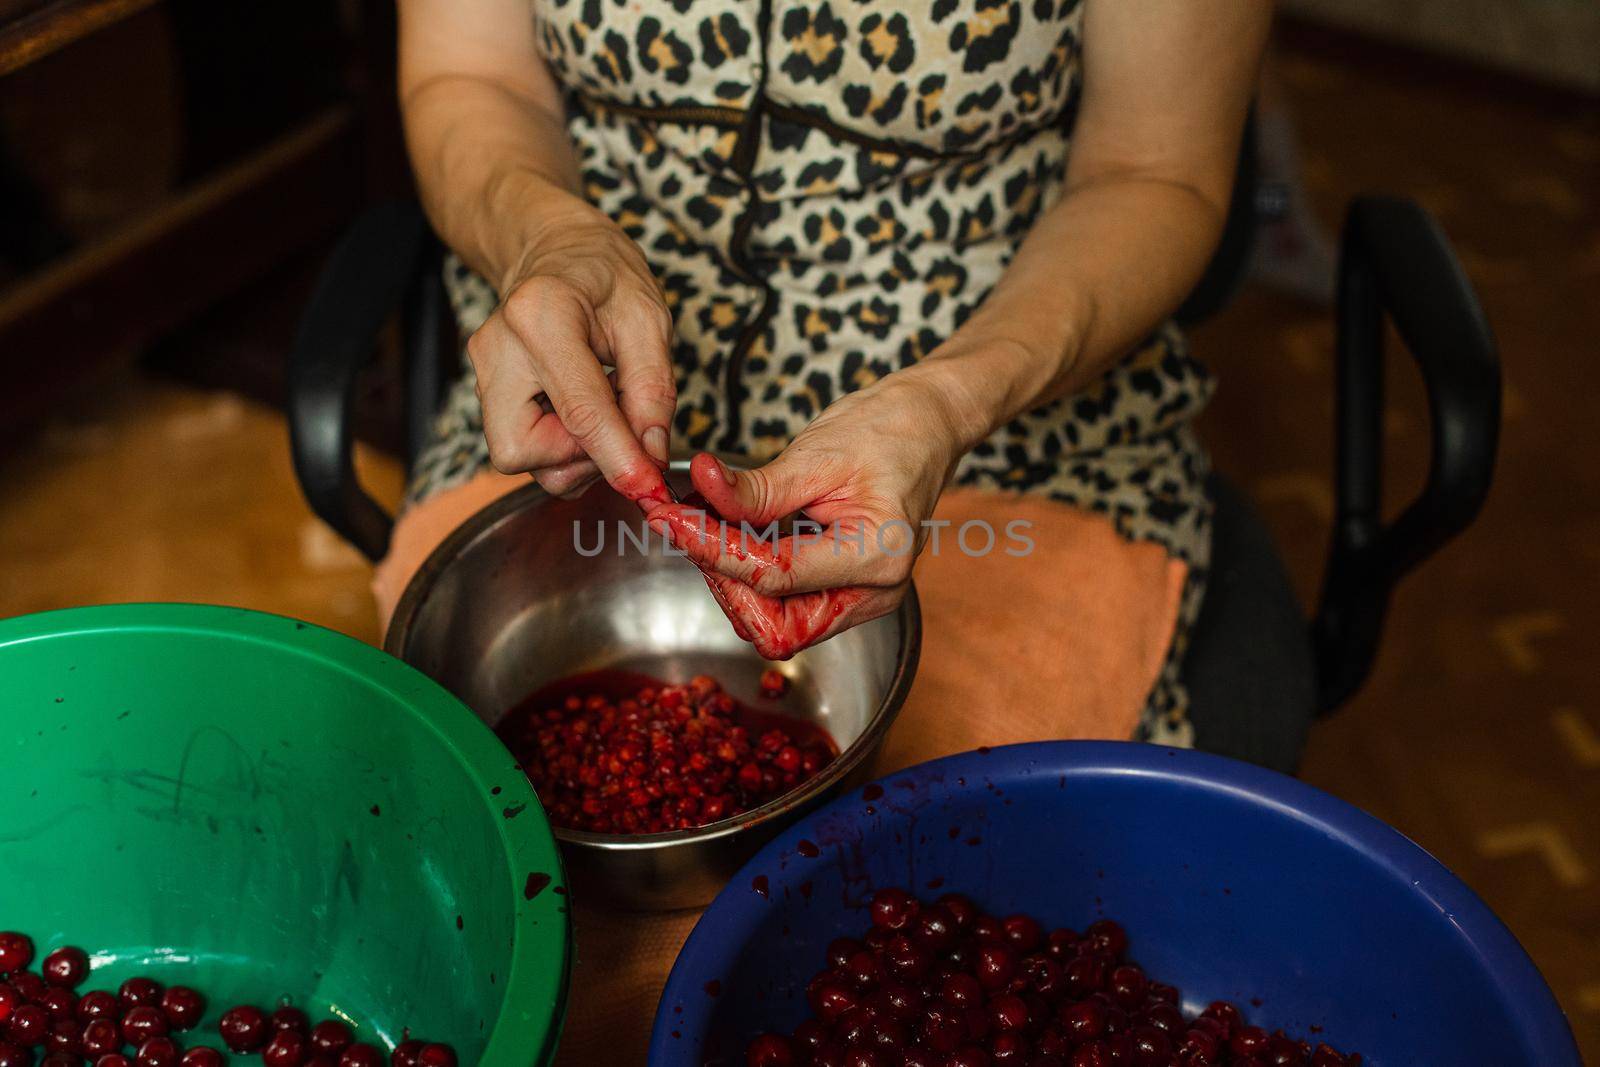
[911,0,1273,451]
[663,0,1272,656]
[398,0,675,498]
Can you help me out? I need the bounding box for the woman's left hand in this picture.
[647,370,970,659]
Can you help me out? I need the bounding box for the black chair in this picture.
[288,190,1499,775]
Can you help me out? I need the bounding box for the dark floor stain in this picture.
[503,803,527,819]
[524,872,552,900]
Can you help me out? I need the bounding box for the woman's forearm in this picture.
[398,0,595,293]
[904,0,1271,455]
[909,172,1229,453]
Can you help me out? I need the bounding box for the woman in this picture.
[385,0,1268,1059]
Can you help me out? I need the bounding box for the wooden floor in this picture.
[0,33,1596,1061]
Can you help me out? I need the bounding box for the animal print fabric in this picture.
[409,0,1213,745]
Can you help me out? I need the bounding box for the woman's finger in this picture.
[536,458,601,498]
[607,295,677,466]
[650,502,912,596]
[468,315,588,473]
[501,277,665,499]
[698,575,900,660]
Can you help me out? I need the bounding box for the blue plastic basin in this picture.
[652,742,1578,1066]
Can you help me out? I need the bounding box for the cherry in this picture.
[338,1045,383,1067]
[96,1057,134,1067]
[157,988,202,1032]
[47,1018,83,1053]
[9,1003,50,1045]
[1058,999,1105,1042]
[413,1046,455,1067]
[40,1055,83,1067]
[0,937,33,976]
[745,1032,797,1067]
[75,993,117,1024]
[1083,921,1127,961]
[948,1047,990,1067]
[1230,1024,1271,1058]
[271,1008,310,1035]
[179,1050,224,1067]
[263,1029,307,1067]
[0,1044,31,1067]
[999,915,1041,954]
[117,981,161,1013]
[935,894,977,933]
[10,974,46,1004]
[869,888,918,931]
[0,986,15,1025]
[987,994,1028,1032]
[309,1021,352,1055]
[36,989,75,1024]
[40,950,88,990]
[972,945,1016,991]
[1107,964,1147,1008]
[218,1005,268,1052]
[990,1032,1029,1062]
[758,669,789,698]
[136,1036,179,1067]
[121,1007,166,1046]
[82,1018,121,1056]
[389,1041,424,1067]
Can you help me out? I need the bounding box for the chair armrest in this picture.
[287,199,431,561]
[1312,195,1501,712]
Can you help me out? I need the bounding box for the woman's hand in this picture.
[466,201,677,500]
[647,369,970,658]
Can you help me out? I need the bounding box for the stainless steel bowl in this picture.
[386,460,920,911]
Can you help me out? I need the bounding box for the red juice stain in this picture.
[752,875,769,898]
[796,839,820,858]
[703,980,721,997]
[799,881,813,900]
[862,784,884,801]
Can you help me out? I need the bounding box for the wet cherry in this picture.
[158,987,203,1031]
[338,1044,384,1067]
[118,980,162,1012]
[271,1007,311,1035]
[40,949,88,989]
[179,1050,224,1067]
[414,1046,455,1067]
[309,1020,352,1055]
[121,1006,167,1046]
[0,936,34,976]
[219,1005,268,1053]
[136,1035,179,1067]
[262,1029,308,1067]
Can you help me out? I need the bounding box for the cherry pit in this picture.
[744,888,1362,1067]
[0,932,455,1066]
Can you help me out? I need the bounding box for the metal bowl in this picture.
[386,460,921,910]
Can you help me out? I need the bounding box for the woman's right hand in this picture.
[466,200,677,501]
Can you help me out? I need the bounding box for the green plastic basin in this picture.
[0,604,569,1064]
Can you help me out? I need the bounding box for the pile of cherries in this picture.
[744,889,1361,1067]
[0,932,456,1067]
[499,670,835,834]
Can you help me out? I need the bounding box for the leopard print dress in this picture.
[410,0,1215,745]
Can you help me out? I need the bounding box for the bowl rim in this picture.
[385,475,924,851]
[0,603,571,1067]
[650,740,1581,1066]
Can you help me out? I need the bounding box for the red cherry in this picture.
[0,1043,31,1067]
[121,1005,168,1045]
[1000,914,1042,953]
[309,1020,353,1055]
[219,1005,268,1052]
[158,987,203,1031]
[40,949,88,989]
[46,1019,82,1054]
[271,1007,310,1035]
[118,980,162,1012]
[0,985,15,1025]
[180,1050,224,1067]
[0,936,34,976]
[96,1056,134,1067]
[973,944,1017,991]
[263,1030,308,1067]
[76,991,118,1023]
[10,974,46,1003]
[37,988,76,1023]
[746,1032,797,1067]
[389,1040,424,1067]
[339,1044,383,1067]
[83,1018,122,1056]
[136,1036,179,1067]
[414,1045,455,1067]
[8,1003,50,1045]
